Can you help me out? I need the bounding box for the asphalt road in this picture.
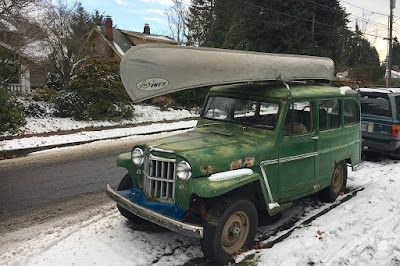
[0,133,174,217]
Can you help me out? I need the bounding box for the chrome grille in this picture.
[143,155,176,200]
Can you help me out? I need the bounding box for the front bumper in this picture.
[106,184,203,238]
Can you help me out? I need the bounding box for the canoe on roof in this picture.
[120,45,335,103]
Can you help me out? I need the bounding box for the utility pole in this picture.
[387,0,395,87]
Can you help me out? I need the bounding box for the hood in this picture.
[146,123,273,177]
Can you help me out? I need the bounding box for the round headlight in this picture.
[176,161,192,181]
[132,148,144,166]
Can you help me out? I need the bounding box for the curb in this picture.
[0,121,197,159]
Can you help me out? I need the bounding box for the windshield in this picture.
[202,96,279,129]
[360,93,391,117]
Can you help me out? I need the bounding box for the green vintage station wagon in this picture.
[106,45,363,265]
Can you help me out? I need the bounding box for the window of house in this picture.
[344,99,358,126]
[319,99,340,131]
[283,101,313,136]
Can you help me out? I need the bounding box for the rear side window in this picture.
[319,100,340,131]
[360,94,391,117]
[396,97,400,119]
[283,101,313,136]
[344,99,358,126]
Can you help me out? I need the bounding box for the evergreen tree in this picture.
[185,0,383,83]
[391,40,400,66]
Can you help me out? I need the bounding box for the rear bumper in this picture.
[362,138,400,153]
[106,184,203,238]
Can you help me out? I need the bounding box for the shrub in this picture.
[0,87,25,134]
[31,87,58,102]
[51,90,87,119]
[151,96,176,110]
[52,58,133,121]
[168,87,210,108]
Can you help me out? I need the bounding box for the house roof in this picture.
[94,26,179,58]
[120,29,178,44]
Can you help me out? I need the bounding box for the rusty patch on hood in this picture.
[230,157,255,170]
[200,166,215,175]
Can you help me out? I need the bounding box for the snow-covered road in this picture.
[1,159,399,266]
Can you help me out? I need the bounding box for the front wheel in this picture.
[116,174,145,223]
[320,161,347,202]
[201,198,258,265]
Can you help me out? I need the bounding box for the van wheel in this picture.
[201,198,258,265]
[320,161,347,202]
[117,174,145,223]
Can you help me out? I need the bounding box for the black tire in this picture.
[116,174,145,223]
[200,198,258,265]
[319,161,347,202]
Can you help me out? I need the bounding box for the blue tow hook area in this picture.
[117,188,186,221]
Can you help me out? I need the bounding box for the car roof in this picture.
[209,83,359,99]
[360,88,400,94]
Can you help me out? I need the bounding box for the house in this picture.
[0,18,50,95]
[88,17,179,60]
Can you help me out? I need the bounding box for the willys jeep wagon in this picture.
[106,45,363,265]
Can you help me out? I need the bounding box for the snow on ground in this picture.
[16,104,198,136]
[1,160,400,266]
[0,120,197,151]
[0,208,202,266]
[0,102,198,152]
[253,160,400,266]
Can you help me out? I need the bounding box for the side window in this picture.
[283,101,313,136]
[319,100,340,131]
[344,99,358,126]
[396,97,400,119]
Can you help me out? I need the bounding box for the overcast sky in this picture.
[77,0,399,61]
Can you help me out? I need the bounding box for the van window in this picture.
[283,101,313,136]
[319,100,340,131]
[396,97,400,118]
[344,99,358,126]
[360,94,391,117]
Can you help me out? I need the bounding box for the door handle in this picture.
[311,136,319,140]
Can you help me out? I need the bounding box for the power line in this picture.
[340,0,391,17]
[238,0,390,40]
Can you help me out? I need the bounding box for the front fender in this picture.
[117,152,131,168]
[187,171,262,198]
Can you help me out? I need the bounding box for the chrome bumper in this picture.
[106,184,203,238]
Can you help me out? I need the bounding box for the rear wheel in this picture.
[117,174,145,223]
[320,161,347,202]
[201,198,258,265]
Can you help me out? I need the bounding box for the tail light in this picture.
[392,125,400,137]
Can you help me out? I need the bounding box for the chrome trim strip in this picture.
[106,185,203,238]
[279,152,318,163]
[149,154,176,163]
[149,146,174,154]
[351,161,365,172]
[260,159,279,165]
[259,161,277,205]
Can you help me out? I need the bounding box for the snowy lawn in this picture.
[1,160,400,265]
[1,101,199,152]
[2,101,198,137]
[18,104,198,136]
[0,121,198,151]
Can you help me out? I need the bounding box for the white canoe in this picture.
[120,45,334,102]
